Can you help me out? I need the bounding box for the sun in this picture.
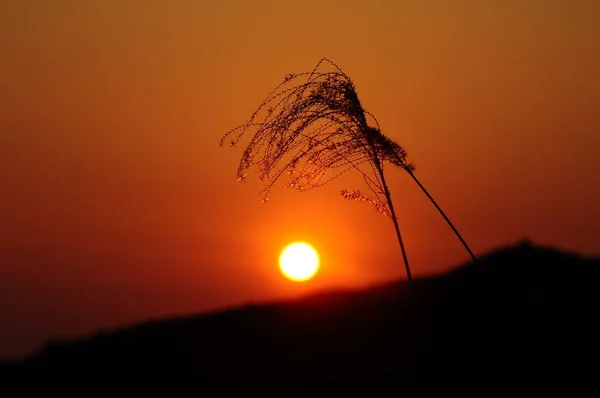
[279,242,320,282]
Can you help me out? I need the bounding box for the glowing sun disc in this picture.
[279,242,320,282]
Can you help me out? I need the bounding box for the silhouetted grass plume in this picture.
[221,58,476,280]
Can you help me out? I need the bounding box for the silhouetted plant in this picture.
[220,58,476,281]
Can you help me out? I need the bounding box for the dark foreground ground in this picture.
[1,240,599,394]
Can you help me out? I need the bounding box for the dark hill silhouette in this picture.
[2,240,599,394]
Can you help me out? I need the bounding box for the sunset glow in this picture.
[279,242,320,282]
[1,0,599,360]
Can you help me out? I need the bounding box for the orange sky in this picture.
[1,0,599,358]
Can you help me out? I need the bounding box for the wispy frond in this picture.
[220,58,414,204]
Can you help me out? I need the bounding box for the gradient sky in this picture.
[1,0,599,358]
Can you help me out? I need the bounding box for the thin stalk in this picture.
[375,161,412,281]
[407,169,477,264]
